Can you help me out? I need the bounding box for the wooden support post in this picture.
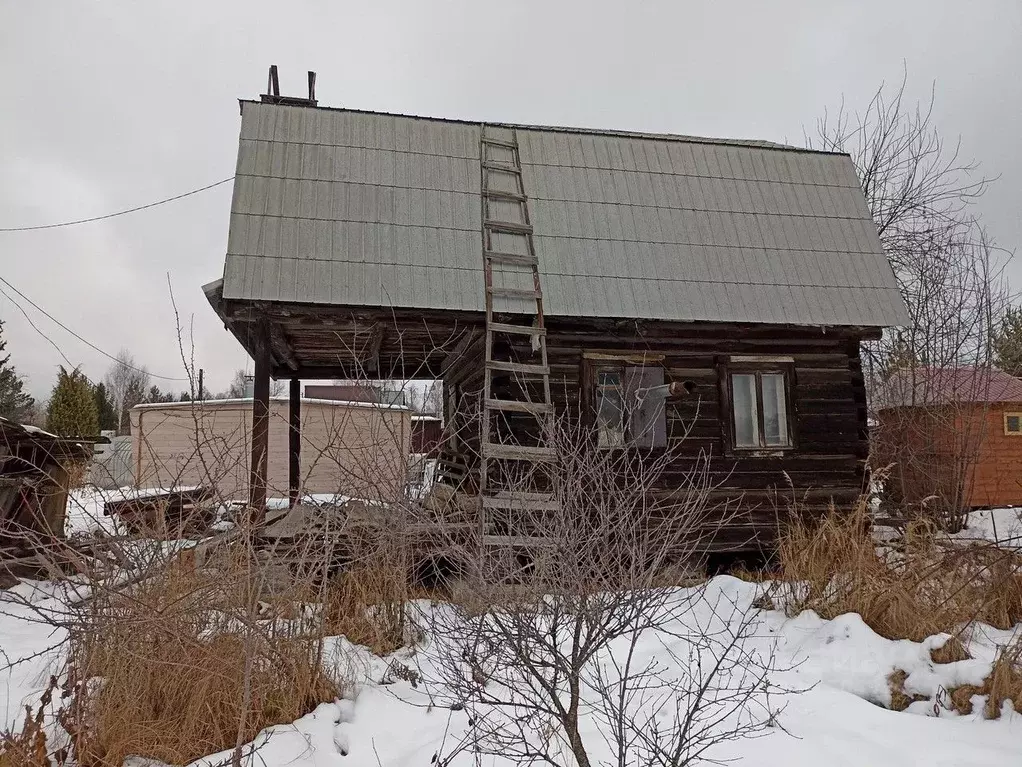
[249,328,271,524]
[289,378,301,509]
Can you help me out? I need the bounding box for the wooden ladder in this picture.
[478,124,559,575]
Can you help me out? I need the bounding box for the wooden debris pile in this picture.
[0,417,91,581]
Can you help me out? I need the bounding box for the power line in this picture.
[0,176,234,232]
[0,282,78,372]
[0,276,189,381]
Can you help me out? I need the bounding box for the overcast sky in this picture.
[1,1,1019,400]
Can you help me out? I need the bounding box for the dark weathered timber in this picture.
[288,377,301,509]
[249,323,271,522]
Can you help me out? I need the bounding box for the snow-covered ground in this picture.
[954,508,1022,550]
[3,577,1020,766]
[3,496,1022,765]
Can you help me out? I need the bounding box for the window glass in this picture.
[761,373,789,446]
[1007,415,1022,434]
[596,370,625,447]
[732,374,759,447]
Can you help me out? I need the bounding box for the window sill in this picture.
[732,447,793,458]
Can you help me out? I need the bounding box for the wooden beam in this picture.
[288,378,301,509]
[249,323,271,523]
[441,330,484,374]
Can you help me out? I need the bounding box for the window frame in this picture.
[582,352,668,450]
[1004,412,1022,436]
[721,359,796,454]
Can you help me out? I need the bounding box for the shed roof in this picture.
[220,101,907,328]
[876,367,1022,409]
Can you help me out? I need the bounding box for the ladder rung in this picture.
[484,220,533,234]
[487,286,541,300]
[482,160,521,172]
[483,188,527,202]
[488,322,546,337]
[481,137,518,149]
[482,443,557,461]
[483,496,560,511]
[484,398,552,414]
[484,250,537,267]
[482,535,555,548]
[486,360,549,375]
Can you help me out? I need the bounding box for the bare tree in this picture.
[221,368,285,399]
[104,349,151,435]
[811,74,1011,528]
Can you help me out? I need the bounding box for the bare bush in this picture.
[418,411,782,767]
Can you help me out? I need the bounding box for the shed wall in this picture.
[131,401,410,502]
[876,403,1022,510]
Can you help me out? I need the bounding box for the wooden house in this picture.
[204,75,907,556]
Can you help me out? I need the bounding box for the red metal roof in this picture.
[876,367,1022,409]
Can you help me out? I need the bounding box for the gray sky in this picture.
[1,1,1019,400]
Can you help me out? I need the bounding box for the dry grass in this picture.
[777,497,1022,642]
[62,553,342,767]
[324,557,409,655]
[0,678,56,767]
[778,494,1022,718]
[945,640,1022,719]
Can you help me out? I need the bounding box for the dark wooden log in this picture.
[249,324,271,523]
[289,377,301,509]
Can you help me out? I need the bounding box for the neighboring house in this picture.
[203,77,907,554]
[131,397,411,502]
[874,367,1022,512]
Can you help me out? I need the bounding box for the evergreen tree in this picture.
[993,306,1022,377]
[145,384,176,403]
[93,382,118,432]
[46,366,99,437]
[0,318,35,422]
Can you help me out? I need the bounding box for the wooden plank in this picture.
[482,443,557,461]
[485,252,538,267]
[483,188,527,202]
[486,360,550,375]
[481,137,518,149]
[484,220,533,234]
[488,322,545,337]
[487,286,542,300]
[484,398,553,414]
[481,160,521,172]
[483,496,560,511]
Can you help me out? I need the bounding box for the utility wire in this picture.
[0,176,234,232]
[0,276,188,381]
[0,282,78,372]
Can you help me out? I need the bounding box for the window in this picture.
[594,364,668,448]
[730,370,791,449]
[1004,413,1022,436]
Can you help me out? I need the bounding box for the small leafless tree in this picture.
[417,410,781,767]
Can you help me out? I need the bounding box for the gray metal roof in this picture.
[221,101,908,327]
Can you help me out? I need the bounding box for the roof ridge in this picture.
[238,99,843,156]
